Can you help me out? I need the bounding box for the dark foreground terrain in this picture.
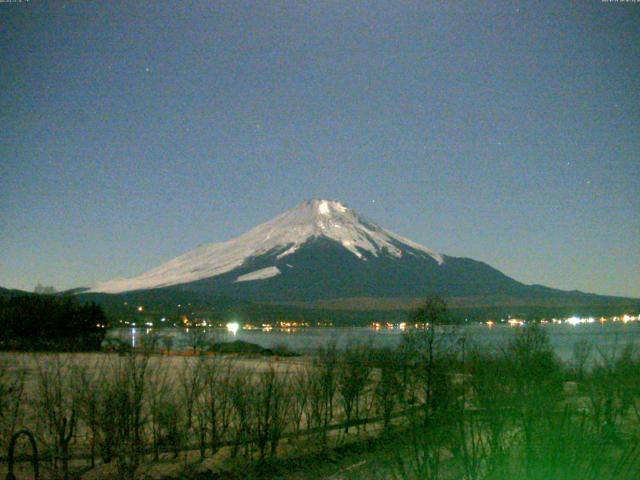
[2,317,640,480]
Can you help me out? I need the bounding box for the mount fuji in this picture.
[84,200,636,314]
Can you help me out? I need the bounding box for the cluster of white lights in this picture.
[565,316,595,326]
[494,314,639,327]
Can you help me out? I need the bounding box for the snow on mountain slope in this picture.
[90,199,443,293]
[234,266,281,283]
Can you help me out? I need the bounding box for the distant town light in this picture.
[566,316,582,326]
[137,306,144,312]
[565,316,592,325]
[226,322,239,336]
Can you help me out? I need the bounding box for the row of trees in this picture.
[1,346,408,479]
[1,298,640,479]
[0,295,107,351]
[386,309,640,480]
[2,313,451,479]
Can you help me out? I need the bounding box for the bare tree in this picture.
[72,357,103,468]
[34,355,77,480]
[584,344,637,442]
[0,355,26,454]
[572,339,593,382]
[179,356,206,435]
[201,357,234,456]
[446,347,492,480]
[289,369,310,435]
[147,359,172,461]
[392,422,449,480]
[337,341,371,434]
[466,348,513,476]
[404,296,451,427]
[160,334,174,353]
[504,323,563,478]
[372,348,402,428]
[140,330,160,353]
[186,326,208,355]
[252,364,291,461]
[228,367,255,460]
[315,342,338,443]
[156,398,184,460]
[96,353,150,479]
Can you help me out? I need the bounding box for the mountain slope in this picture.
[0,286,33,299]
[90,199,443,294]
[87,200,638,309]
[161,236,527,302]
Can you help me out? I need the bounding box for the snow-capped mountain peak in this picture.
[90,199,443,293]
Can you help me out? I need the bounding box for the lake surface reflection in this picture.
[107,322,640,362]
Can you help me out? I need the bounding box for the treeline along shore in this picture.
[0,294,106,351]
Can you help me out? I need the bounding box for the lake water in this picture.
[107,322,640,362]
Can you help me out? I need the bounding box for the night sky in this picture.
[1,1,638,297]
